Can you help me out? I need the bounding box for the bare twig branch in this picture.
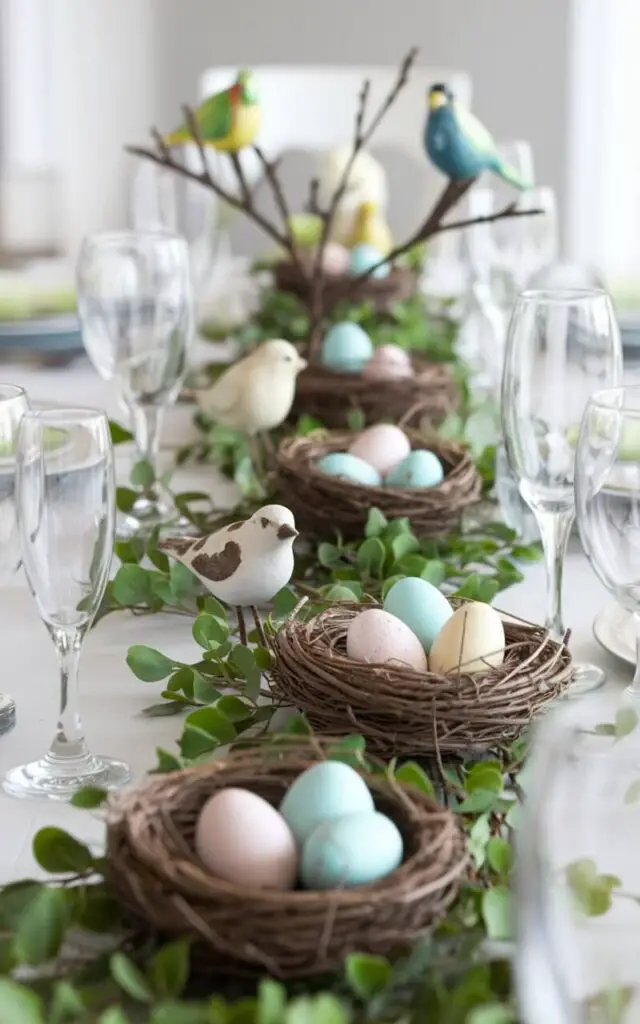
[253,144,307,277]
[306,177,321,216]
[354,79,371,145]
[229,152,251,205]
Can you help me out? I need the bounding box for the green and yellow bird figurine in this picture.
[164,70,260,153]
[425,83,529,189]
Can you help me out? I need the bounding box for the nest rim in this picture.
[105,738,467,979]
[273,259,419,307]
[276,428,482,539]
[269,603,574,759]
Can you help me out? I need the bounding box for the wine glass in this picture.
[0,384,30,735]
[76,229,194,537]
[516,690,640,1022]
[4,408,130,799]
[501,289,622,695]
[575,386,640,699]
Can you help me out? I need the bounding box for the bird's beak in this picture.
[277,523,298,540]
[429,91,447,110]
[297,357,308,372]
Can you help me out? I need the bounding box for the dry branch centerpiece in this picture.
[276,424,481,539]
[270,600,574,761]
[126,52,541,428]
[106,737,467,979]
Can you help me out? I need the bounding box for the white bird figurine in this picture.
[159,504,298,644]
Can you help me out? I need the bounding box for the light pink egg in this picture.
[363,359,413,381]
[374,344,412,367]
[321,242,350,276]
[348,424,411,475]
[195,787,298,890]
[346,608,427,672]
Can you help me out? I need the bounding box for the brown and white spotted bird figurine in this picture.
[159,504,298,644]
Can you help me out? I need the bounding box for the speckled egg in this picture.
[316,451,381,487]
[385,449,444,489]
[321,322,374,373]
[279,761,375,845]
[195,787,298,890]
[383,577,453,652]
[348,424,411,476]
[320,241,350,276]
[348,243,390,280]
[346,608,427,672]
[429,602,506,675]
[301,811,403,890]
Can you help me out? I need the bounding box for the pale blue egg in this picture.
[385,449,444,488]
[321,322,373,373]
[383,577,452,652]
[279,761,375,845]
[348,244,390,280]
[316,452,381,487]
[301,811,403,890]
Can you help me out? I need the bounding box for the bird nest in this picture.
[290,358,458,429]
[275,429,482,540]
[269,604,574,760]
[273,260,418,310]
[105,737,467,980]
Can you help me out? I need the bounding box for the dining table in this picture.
[0,349,632,889]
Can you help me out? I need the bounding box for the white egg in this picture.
[346,608,427,672]
[195,787,298,890]
[348,425,411,476]
[429,602,506,676]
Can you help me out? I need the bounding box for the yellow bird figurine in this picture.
[347,200,393,256]
[164,70,260,153]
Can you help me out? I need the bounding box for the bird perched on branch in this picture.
[425,84,529,189]
[346,200,393,255]
[164,70,260,153]
[159,505,298,644]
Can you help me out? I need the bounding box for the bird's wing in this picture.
[164,89,232,145]
[453,102,498,157]
[196,361,244,417]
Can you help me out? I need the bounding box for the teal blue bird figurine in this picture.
[425,84,529,189]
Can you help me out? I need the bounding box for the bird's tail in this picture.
[162,129,191,147]
[496,160,531,190]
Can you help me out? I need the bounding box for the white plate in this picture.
[593,603,636,666]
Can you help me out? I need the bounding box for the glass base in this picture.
[117,493,195,540]
[564,662,606,699]
[3,753,131,801]
[0,693,16,736]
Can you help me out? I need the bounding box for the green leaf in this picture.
[512,544,541,562]
[231,644,258,677]
[114,539,144,565]
[126,645,174,682]
[99,1010,131,1024]
[346,408,365,431]
[356,537,386,577]
[254,646,272,670]
[486,837,513,876]
[32,827,93,874]
[130,459,156,489]
[384,517,411,539]
[594,723,616,736]
[280,714,313,736]
[0,980,45,1024]
[154,748,183,773]
[193,614,229,648]
[14,886,68,964]
[317,542,341,567]
[148,939,190,999]
[272,586,300,617]
[49,981,85,1024]
[141,701,186,717]
[364,508,388,538]
[202,596,228,619]
[180,727,219,760]
[110,951,154,1002]
[116,486,138,513]
[481,886,512,941]
[420,559,447,587]
[324,584,356,602]
[458,790,500,814]
[565,858,621,917]
[147,546,170,574]
[170,561,199,599]
[150,1003,213,1024]
[465,762,504,795]
[616,707,638,739]
[77,886,121,932]
[453,574,500,604]
[345,953,391,998]
[112,564,153,606]
[326,735,367,768]
[192,676,222,704]
[168,667,195,695]
[624,780,640,804]
[391,533,420,561]
[70,786,108,809]
[0,881,41,929]
[109,420,134,445]
[215,696,252,722]
[468,814,491,869]
[186,706,236,744]
[467,1004,517,1024]
[395,761,435,798]
[258,979,287,1024]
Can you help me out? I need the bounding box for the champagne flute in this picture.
[76,229,194,537]
[4,408,130,799]
[575,386,640,699]
[0,384,30,735]
[501,289,622,695]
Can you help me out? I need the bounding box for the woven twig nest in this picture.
[275,429,482,539]
[270,605,574,760]
[291,358,458,429]
[106,739,467,979]
[273,260,418,310]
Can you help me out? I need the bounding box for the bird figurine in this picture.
[346,200,393,255]
[159,504,298,645]
[164,70,260,153]
[425,84,529,189]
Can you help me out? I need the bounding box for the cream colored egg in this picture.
[348,424,411,476]
[346,608,427,672]
[429,602,506,676]
[195,787,298,890]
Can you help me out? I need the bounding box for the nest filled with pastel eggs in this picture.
[276,423,482,539]
[270,582,575,759]
[291,319,458,429]
[106,738,467,979]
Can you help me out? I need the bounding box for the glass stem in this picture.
[631,613,640,698]
[46,626,90,764]
[532,507,574,641]
[130,403,163,476]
